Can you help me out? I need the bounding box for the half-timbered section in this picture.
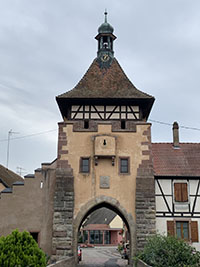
[152,126,200,250]
[56,57,154,123]
[70,105,140,120]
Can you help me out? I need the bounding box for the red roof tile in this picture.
[57,58,153,99]
[152,143,200,177]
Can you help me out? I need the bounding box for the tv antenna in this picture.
[6,129,19,168]
[16,166,26,176]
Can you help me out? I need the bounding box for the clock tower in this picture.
[54,12,156,264]
[95,11,116,68]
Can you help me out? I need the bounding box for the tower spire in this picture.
[104,9,108,23]
[95,11,117,68]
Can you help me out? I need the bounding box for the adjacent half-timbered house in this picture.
[153,122,200,250]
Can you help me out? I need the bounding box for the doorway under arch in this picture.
[73,195,136,265]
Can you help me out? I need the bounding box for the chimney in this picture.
[173,121,179,148]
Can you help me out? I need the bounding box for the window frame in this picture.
[80,157,90,173]
[167,219,199,243]
[176,221,189,241]
[119,157,130,175]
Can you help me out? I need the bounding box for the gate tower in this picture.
[53,12,156,264]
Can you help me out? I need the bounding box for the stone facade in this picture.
[51,169,74,261]
[136,127,156,250]
[51,121,156,264]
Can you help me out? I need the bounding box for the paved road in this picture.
[78,246,128,267]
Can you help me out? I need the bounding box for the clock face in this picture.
[101,54,110,62]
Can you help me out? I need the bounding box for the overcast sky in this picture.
[0,0,200,175]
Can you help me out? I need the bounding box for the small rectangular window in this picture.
[80,158,90,173]
[119,157,129,174]
[30,232,39,243]
[84,120,89,129]
[121,120,126,129]
[174,183,188,202]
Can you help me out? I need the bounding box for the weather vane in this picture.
[104,9,108,23]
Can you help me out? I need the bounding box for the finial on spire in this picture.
[104,9,108,23]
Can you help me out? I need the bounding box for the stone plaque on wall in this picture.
[100,176,110,189]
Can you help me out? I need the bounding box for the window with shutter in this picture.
[174,183,188,202]
[167,220,199,243]
[191,221,199,243]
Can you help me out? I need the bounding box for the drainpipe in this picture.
[173,121,179,148]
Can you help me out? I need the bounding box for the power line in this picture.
[0,119,199,144]
[149,119,200,131]
[0,129,57,142]
[149,119,172,126]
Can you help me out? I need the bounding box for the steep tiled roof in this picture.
[83,208,117,226]
[152,143,200,177]
[57,58,153,99]
[0,164,24,188]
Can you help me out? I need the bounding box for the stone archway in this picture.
[73,195,136,265]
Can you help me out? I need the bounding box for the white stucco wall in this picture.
[156,178,200,251]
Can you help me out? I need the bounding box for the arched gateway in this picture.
[73,196,136,261]
[52,12,156,265]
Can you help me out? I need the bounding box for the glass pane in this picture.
[82,165,89,172]
[121,166,128,173]
[90,230,94,244]
[183,222,189,240]
[82,159,89,166]
[105,230,111,244]
[99,231,103,244]
[121,159,128,166]
[121,159,128,173]
[90,230,103,244]
[82,159,89,172]
[176,222,181,238]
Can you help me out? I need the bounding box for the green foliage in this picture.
[137,234,200,267]
[118,243,123,253]
[0,229,47,267]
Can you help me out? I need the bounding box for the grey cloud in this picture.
[0,0,200,173]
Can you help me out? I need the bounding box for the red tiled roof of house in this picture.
[57,58,154,99]
[152,143,200,177]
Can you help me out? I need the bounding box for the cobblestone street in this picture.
[78,247,128,267]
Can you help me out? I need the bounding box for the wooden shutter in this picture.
[181,183,188,202]
[191,221,199,242]
[174,183,182,202]
[167,221,175,236]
